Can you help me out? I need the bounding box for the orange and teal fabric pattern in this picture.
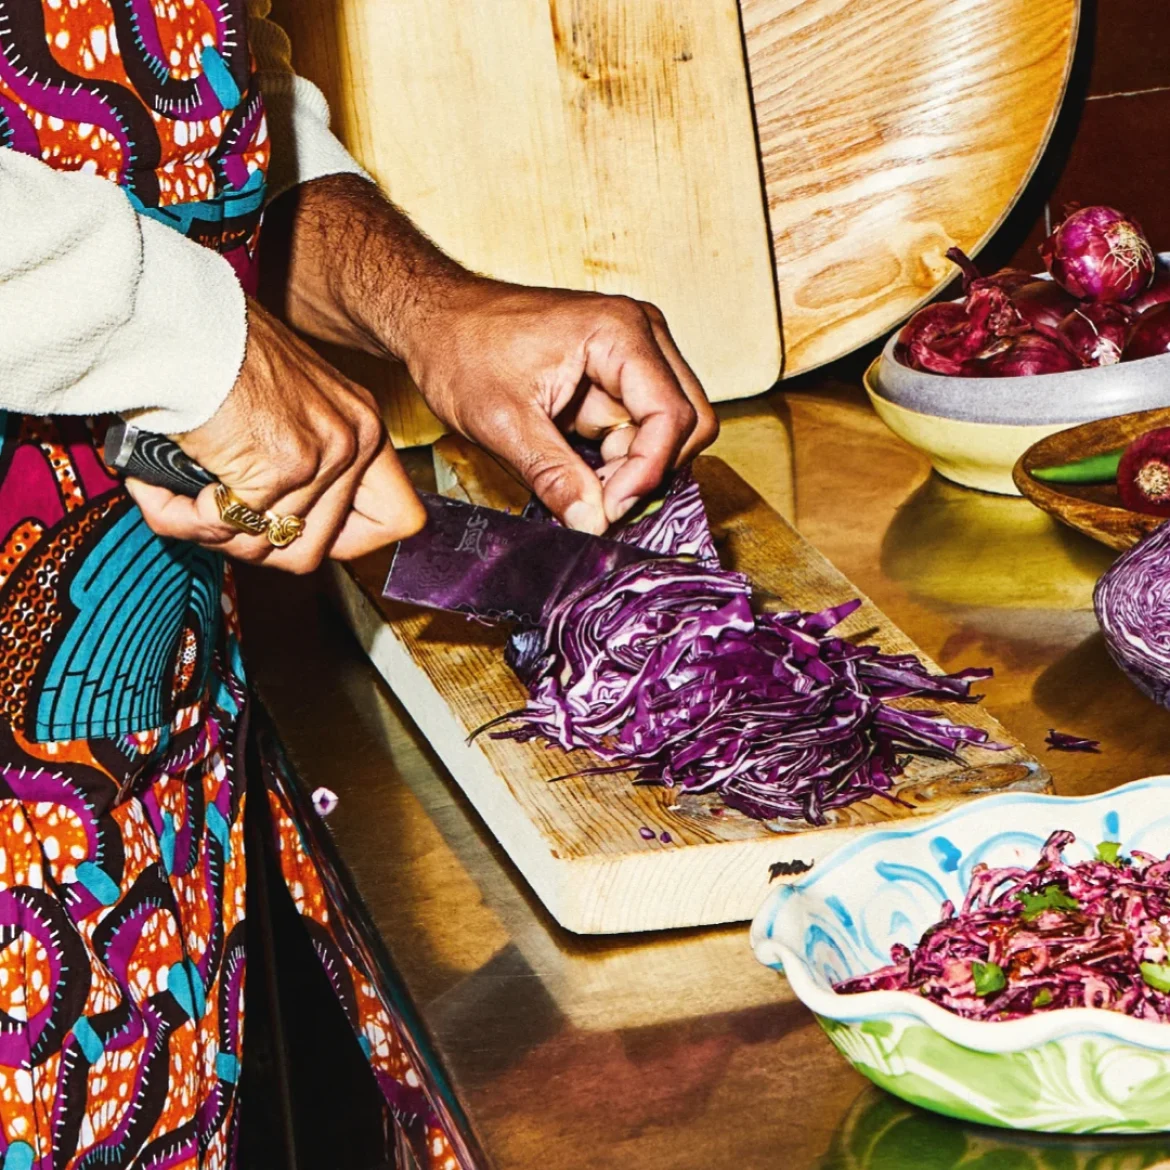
[0,1,468,1165]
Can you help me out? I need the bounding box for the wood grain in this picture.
[270,0,782,446]
[333,439,1046,934]
[742,0,1079,377]
[1014,408,1170,551]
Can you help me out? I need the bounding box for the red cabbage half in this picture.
[1095,520,1170,708]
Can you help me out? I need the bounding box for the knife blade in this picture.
[103,420,656,626]
[385,492,654,626]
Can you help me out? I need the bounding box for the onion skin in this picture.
[1058,302,1136,366]
[978,330,1083,377]
[1117,427,1170,517]
[1040,206,1156,303]
[1130,262,1170,315]
[1094,521,1170,708]
[1125,302,1170,362]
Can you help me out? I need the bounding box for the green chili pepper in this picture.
[1031,447,1125,484]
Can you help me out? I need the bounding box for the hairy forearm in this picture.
[260,173,474,367]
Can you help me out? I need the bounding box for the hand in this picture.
[407,279,719,534]
[261,175,718,531]
[125,300,425,573]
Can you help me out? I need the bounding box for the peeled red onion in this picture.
[1094,521,1170,708]
[1125,302,1170,361]
[1040,206,1156,303]
[979,330,1082,377]
[1009,279,1078,337]
[1058,302,1136,366]
[1130,261,1170,315]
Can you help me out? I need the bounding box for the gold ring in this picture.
[214,483,269,537]
[265,511,306,549]
[600,419,636,440]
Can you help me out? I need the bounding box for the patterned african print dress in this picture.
[0,3,466,1166]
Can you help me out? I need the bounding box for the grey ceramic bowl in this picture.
[875,257,1170,426]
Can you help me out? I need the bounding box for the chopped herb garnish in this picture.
[1096,840,1122,864]
[1141,962,1170,994]
[972,960,1006,997]
[1017,883,1080,920]
[1031,988,1053,1008]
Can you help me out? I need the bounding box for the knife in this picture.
[103,420,656,626]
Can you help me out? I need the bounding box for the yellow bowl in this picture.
[863,359,1068,496]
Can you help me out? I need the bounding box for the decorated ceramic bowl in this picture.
[750,776,1170,1134]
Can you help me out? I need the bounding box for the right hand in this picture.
[124,300,426,573]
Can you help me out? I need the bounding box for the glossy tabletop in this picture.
[236,361,1170,1170]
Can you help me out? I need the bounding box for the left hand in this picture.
[405,278,718,534]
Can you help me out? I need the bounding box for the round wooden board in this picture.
[741,0,1080,378]
[1014,409,1170,551]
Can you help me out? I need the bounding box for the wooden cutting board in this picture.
[332,439,1047,934]
[269,0,782,447]
[741,0,1079,376]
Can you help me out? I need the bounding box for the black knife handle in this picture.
[103,420,217,499]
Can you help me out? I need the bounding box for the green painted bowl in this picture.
[751,776,1170,1134]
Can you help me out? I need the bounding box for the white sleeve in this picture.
[246,0,371,203]
[0,148,246,434]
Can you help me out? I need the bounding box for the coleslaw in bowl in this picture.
[750,776,1170,1133]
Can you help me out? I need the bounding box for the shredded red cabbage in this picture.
[494,462,1001,824]
[836,831,1170,1023]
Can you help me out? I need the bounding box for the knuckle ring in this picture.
[214,484,306,548]
[264,512,306,549]
[214,484,270,537]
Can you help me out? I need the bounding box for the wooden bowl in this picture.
[1013,409,1170,550]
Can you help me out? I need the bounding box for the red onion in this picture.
[1117,427,1170,517]
[946,247,1034,295]
[894,302,984,375]
[894,287,1023,375]
[978,330,1082,377]
[1040,206,1156,303]
[1008,280,1078,338]
[1130,262,1170,315]
[1125,303,1170,362]
[1058,302,1136,366]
